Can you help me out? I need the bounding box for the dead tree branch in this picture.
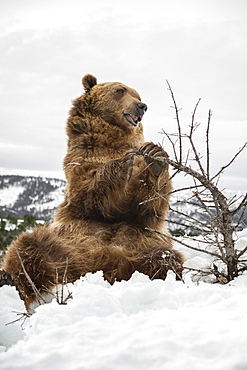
[153,82,247,282]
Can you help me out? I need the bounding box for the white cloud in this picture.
[0,0,246,190]
[1,0,246,36]
[0,142,38,151]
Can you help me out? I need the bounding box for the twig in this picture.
[140,184,203,206]
[6,311,31,328]
[206,110,212,179]
[236,245,247,259]
[189,99,206,177]
[145,227,223,260]
[157,169,179,193]
[161,129,179,162]
[14,246,45,305]
[168,205,212,231]
[211,142,247,182]
[166,80,182,162]
[230,193,247,215]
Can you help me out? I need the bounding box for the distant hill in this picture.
[0,175,66,220]
[0,175,246,230]
[169,189,247,233]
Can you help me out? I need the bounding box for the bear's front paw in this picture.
[122,149,139,181]
[139,142,169,177]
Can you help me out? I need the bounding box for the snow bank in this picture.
[0,231,247,370]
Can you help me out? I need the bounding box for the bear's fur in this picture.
[1,74,184,311]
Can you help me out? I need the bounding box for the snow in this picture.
[0,231,247,370]
[0,186,25,207]
[26,186,65,212]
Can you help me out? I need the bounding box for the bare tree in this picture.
[145,82,247,283]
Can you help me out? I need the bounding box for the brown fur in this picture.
[2,74,184,311]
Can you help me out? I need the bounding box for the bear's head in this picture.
[66,75,147,157]
[81,74,147,132]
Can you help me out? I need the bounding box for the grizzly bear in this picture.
[0,74,184,312]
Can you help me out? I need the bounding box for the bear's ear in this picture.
[82,74,97,92]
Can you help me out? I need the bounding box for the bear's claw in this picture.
[139,142,169,177]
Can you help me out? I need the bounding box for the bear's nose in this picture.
[137,102,148,114]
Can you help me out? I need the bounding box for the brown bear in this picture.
[0,74,184,312]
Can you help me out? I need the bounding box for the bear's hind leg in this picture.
[2,226,77,312]
[82,245,135,285]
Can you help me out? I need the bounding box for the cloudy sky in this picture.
[0,0,246,190]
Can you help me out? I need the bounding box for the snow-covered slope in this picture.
[169,189,247,232]
[0,231,247,370]
[0,175,66,220]
[0,185,25,207]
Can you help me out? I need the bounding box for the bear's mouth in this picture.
[124,114,141,127]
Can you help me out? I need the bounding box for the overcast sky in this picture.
[0,0,246,190]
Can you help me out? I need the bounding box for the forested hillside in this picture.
[0,175,66,220]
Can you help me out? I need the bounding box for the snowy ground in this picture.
[0,230,247,370]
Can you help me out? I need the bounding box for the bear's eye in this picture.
[116,88,126,95]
